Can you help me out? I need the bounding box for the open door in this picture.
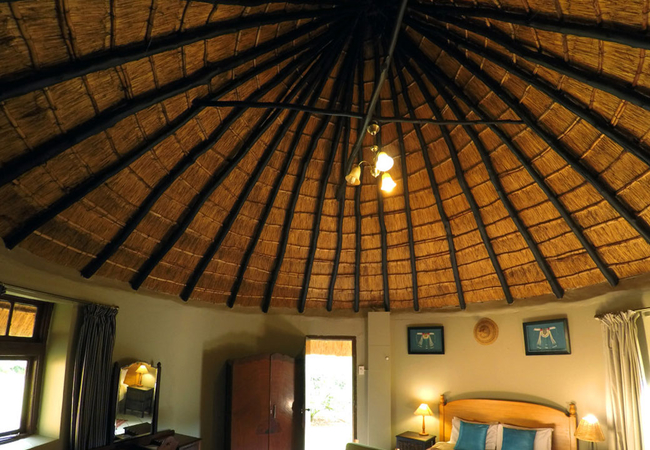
[304,337,356,450]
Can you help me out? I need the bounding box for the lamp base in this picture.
[418,432,429,436]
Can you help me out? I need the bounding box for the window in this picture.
[0,296,52,443]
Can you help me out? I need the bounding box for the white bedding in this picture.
[429,443,455,450]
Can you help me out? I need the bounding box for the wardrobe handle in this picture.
[272,404,277,419]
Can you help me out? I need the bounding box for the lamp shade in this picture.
[413,403,433,416]
[574,414,605,442]
[136,364,149,375]
[345,165,362,186]
[375,151,394,172]
[380,172,396,193]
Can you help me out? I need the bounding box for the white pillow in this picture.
[450,417,498,450]
[496,424,553,450]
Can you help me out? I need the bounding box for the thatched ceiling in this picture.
[1,0,650,312]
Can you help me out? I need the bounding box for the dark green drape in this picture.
[70,304,117,450]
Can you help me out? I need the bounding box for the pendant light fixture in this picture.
[345,121,396,193]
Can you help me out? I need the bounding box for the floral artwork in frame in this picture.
[408,326,444,354]
[523,318,571,355]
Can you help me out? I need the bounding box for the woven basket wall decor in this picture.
[474,318,499,345]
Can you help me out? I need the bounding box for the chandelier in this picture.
[345,122,396,192]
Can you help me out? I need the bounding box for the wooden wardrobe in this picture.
[226,354,301,450]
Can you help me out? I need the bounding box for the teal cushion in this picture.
[501,427,536,450]
[454,421,489,450]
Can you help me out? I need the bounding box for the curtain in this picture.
[70,304,118,450]
[598,311,647,450]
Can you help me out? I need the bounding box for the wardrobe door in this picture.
[269,354,296,450]
[230,355,271,450]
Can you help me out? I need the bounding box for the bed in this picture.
[437,394,578,450]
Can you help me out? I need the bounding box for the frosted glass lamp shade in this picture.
[380,173,396,193]
[413,403,433,416]
[136,364,149,374]
[345,165,362,186]
[375,151,394,172]
[575,415,605,442]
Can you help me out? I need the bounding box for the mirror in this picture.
[111,361,161,440]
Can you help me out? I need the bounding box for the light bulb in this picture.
[345,165,362,186]
[375,151,394,172]
[381,172,396,193]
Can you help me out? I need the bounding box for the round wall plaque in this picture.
[474,318,499,345]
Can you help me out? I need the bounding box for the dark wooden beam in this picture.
[401,39,618,287]
[298,37,357,313]
[196,100,525,125]
[405,57,564,299]
[0,19,334,189]
[387,64,420,311]
[393,55,467,310]
[0,8,354,103]
[3,27,338,252]
[415,17,650,114]
[77,52,318,280]
[326,25,364,312]
[372,40,391,313]
[262,37,355,313]
[227,34,347,310]
[415,30,650,247]
[409,2,650,50]
[339,0,409,199]
[353,35,365,314]
[402,56,514,304]
[415,17,650,168]
[179,102,306,301]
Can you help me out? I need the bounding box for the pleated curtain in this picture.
[598,311,647,450]
[70,304,118,450]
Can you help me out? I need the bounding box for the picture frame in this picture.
[522,318,571,355]
[407,326,444,355]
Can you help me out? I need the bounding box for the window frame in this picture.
[0,295,53,443]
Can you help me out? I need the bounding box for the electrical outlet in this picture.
[358,365,365,375]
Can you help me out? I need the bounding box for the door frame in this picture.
[304,335,357,441]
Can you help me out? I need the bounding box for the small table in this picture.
[125,385,154,417]
[396,431,436,450]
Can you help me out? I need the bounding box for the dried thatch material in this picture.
[1,0,650,312]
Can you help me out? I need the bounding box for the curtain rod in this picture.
[595,305,650,319]
[0,282,119,310]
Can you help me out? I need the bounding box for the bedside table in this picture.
[125,385,153,417]
[396,431,436,450]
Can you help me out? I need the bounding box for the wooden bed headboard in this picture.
[438,395,577,450]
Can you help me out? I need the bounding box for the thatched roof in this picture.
[1,0,650,312]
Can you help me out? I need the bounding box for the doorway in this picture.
[304,337,356,450]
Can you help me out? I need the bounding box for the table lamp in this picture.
[575,414,605,449]
[414,403,433,436]
[136,364,148,386]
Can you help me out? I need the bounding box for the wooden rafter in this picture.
[387,64,419,311]
[402,57,515,304]
[227,34,347,310]
[414,17,650,168]
[339,0,409,199]
[195,100,525,125]
[400,40,618,287]
[262,37,355,313]
[413,28,650,247]
[298,34,358,313]
[403,53,564,299]
[0,8,355,103]
[394,54,466,310]
[0,19,334,189]
[409,2,650,50]
[4,32,337,253]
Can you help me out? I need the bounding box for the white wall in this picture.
[3,243,650,450]
[390,283,650,450]
[0,246,368,450]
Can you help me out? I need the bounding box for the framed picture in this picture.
[523,318,571,355]
[408,326,444,355]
